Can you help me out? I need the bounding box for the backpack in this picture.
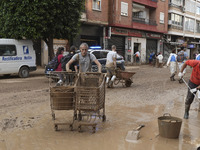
[170,55,176,62]
[46,56,59,71]
[177,51,184,62]
[61,53,73,71]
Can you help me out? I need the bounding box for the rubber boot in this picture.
[172,73,176,81]
[184,104,190,119]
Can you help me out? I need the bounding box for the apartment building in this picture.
[167,0,200,58]
[75,0,168,63]
[73,0,109,50]
[108,0,168,63]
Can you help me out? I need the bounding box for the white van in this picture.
[0,39,37,78]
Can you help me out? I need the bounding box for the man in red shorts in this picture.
[179,60,200,119]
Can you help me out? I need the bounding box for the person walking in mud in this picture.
[167,49,177,81]
[55,47,64,86]
[156,52,163,68]
[179,60,200,119]
[177,47,188,83]
[66,43,101,73]
[106,45,117,88]
[134,50,140,64]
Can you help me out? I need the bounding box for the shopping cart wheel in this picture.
[74,114,77,120]
[78,114,82,121]
[52,114,55,120]
[78,126,81,132]
[54,125,58,131]
[102,115,106,122]
[125,79,132,87]
[69,124,73,131]
[92,126,96,133]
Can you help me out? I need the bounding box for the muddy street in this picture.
[0,65,200,150]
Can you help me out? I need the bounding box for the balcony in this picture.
[133,17,157,26]
[132,17,157,31]
[132,0,157,8]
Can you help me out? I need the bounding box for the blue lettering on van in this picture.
[24,56,32,60]
[23,46,29,54]
[2,56,22,61]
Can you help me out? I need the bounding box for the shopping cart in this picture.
[75,72,106,133]
[49,71,77,131]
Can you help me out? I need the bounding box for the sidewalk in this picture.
[31,66,45,76]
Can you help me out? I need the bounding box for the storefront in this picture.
[73,24,104,48]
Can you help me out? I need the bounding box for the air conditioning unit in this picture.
[168,20,172,25]
[167,35,171,42]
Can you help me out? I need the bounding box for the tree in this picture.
[0,0,84,59]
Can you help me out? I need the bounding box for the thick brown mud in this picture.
[0,66,200,150]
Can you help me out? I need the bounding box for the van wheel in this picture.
[19,67,29,78]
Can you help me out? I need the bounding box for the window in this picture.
[100,51,108,59]
[0,45,16,56]
[121,2,128,16]
[185,0,195,13]
[133,11,144,18]
[185,17,195,32]
[170,0,183,6]
[170,13,183,26]
[92,51,101,59]
[132,3,145,19]
[160,12,164,24]
[93,0,101,10]
[196,21,200,33]
[197,6,200,15]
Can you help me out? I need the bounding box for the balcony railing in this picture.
[132,17,157,26]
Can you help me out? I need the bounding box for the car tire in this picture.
[19,66,29,78]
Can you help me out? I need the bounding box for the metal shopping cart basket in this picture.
[49,71,77,131]
[75,72,106,133]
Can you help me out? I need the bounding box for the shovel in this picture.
[125,124,145,142]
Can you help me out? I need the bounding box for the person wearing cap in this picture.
[179,60,200,119]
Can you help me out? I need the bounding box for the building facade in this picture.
[167,0,200,59]
[74,0,169,64]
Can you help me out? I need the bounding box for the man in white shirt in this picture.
[106,45,117,88]
[156,52,163,68]
[134,51,140,64]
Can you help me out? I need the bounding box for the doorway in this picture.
[134,43,141,54]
